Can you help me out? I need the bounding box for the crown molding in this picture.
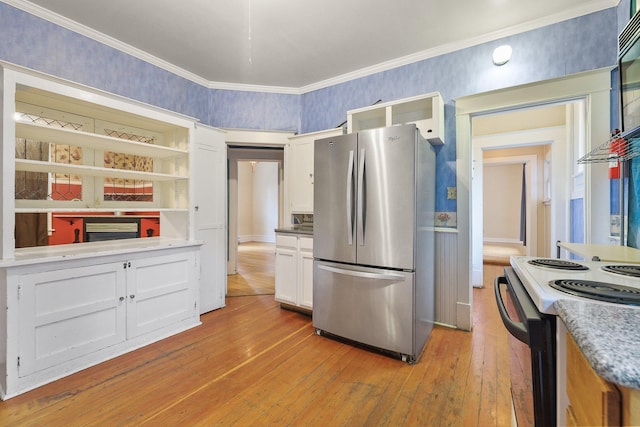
[5,0,619,96]
[299,0,619,94]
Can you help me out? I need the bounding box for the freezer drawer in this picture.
[313,260,415,357]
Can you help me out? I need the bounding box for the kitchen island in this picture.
[555,299,640,425]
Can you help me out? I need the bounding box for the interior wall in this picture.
[483,163,523,242]
[484,144,548,253]
[237,161,278,243]
[237,162,253,241]
[252,162,278,242]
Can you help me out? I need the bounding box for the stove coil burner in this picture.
[528,259,589,271]
[549,279,640,306]
[601,264,640,279]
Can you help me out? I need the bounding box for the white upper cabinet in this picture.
[347,92,445,145]
[288,128,343,214]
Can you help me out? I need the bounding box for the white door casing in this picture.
[455,68,612,330]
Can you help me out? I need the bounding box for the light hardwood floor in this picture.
[0,262,512,426]
[227,242,275,297]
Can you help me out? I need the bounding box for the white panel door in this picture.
[193,124,227,313]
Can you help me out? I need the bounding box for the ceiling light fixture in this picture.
[492,45,512,66]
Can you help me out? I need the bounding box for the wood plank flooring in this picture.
[0,263,513,426]
[227,242,275,297]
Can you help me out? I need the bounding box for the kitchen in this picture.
[0,0,638,425]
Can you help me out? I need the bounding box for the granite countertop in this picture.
[555,299,640,390]
[274,225,313,236]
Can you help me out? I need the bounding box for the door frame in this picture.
[224,129,293,274]
[455,68,612,329]
[472,126,563,288]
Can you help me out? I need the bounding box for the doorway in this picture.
[455,69,611,328]
[231,160,279,296]
[227,147,284,296]
[471,101,585,287]
[482,152,540,264]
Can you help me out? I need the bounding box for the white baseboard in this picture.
[237,234,275,244]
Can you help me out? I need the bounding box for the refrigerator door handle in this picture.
[317,264,405,282]
[357,148,365,246]
[346,149,354,246]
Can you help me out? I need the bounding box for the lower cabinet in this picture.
[566,333,623,426]
[1,243,201,400]
[275,233,313,311]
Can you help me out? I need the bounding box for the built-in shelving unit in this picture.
[0,64,230,400]
[347,92,445,145]
[2,65,195,257]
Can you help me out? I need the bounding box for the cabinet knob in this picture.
[119,296,125,302]
[129,294,135,299]
[195,205,199,211]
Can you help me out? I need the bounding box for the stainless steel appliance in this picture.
[495,256,640,427]
[313,124,436,363]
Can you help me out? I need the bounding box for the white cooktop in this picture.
[509,256,640,315]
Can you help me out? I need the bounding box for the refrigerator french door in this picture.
[313,124,435,362]
[314,126,416,269]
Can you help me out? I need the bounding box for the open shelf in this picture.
[16,122,188,159]
[347,92,444,145]
[15,159,188,181]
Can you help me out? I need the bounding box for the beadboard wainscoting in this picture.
[435,228,467,329]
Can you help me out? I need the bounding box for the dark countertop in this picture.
[555,299,640,390]
[275,226,313,236]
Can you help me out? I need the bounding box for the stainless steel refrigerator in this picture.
[313,123,435,363]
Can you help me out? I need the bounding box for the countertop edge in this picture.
[555,299,640,390]
[1,237,203,268]
[275,227,314,236]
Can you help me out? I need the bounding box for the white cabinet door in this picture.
[290,139,315,213]
[193,124,227,313]
[299,237,314,310]
[275,235,298,305]
[18,262,127,376]
[126,251,196,338]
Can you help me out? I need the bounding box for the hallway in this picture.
[227,241,275,297]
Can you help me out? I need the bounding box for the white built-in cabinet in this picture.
[347,92,445,145]
[275,233,314,310]
[0,65,226,399]
[2,242,200,399]
[287,128,343,214]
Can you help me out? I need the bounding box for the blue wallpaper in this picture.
[0,2,621,214]
[300,10,618,211]
[209,89,300,132]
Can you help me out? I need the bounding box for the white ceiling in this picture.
[10,0,618,92]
